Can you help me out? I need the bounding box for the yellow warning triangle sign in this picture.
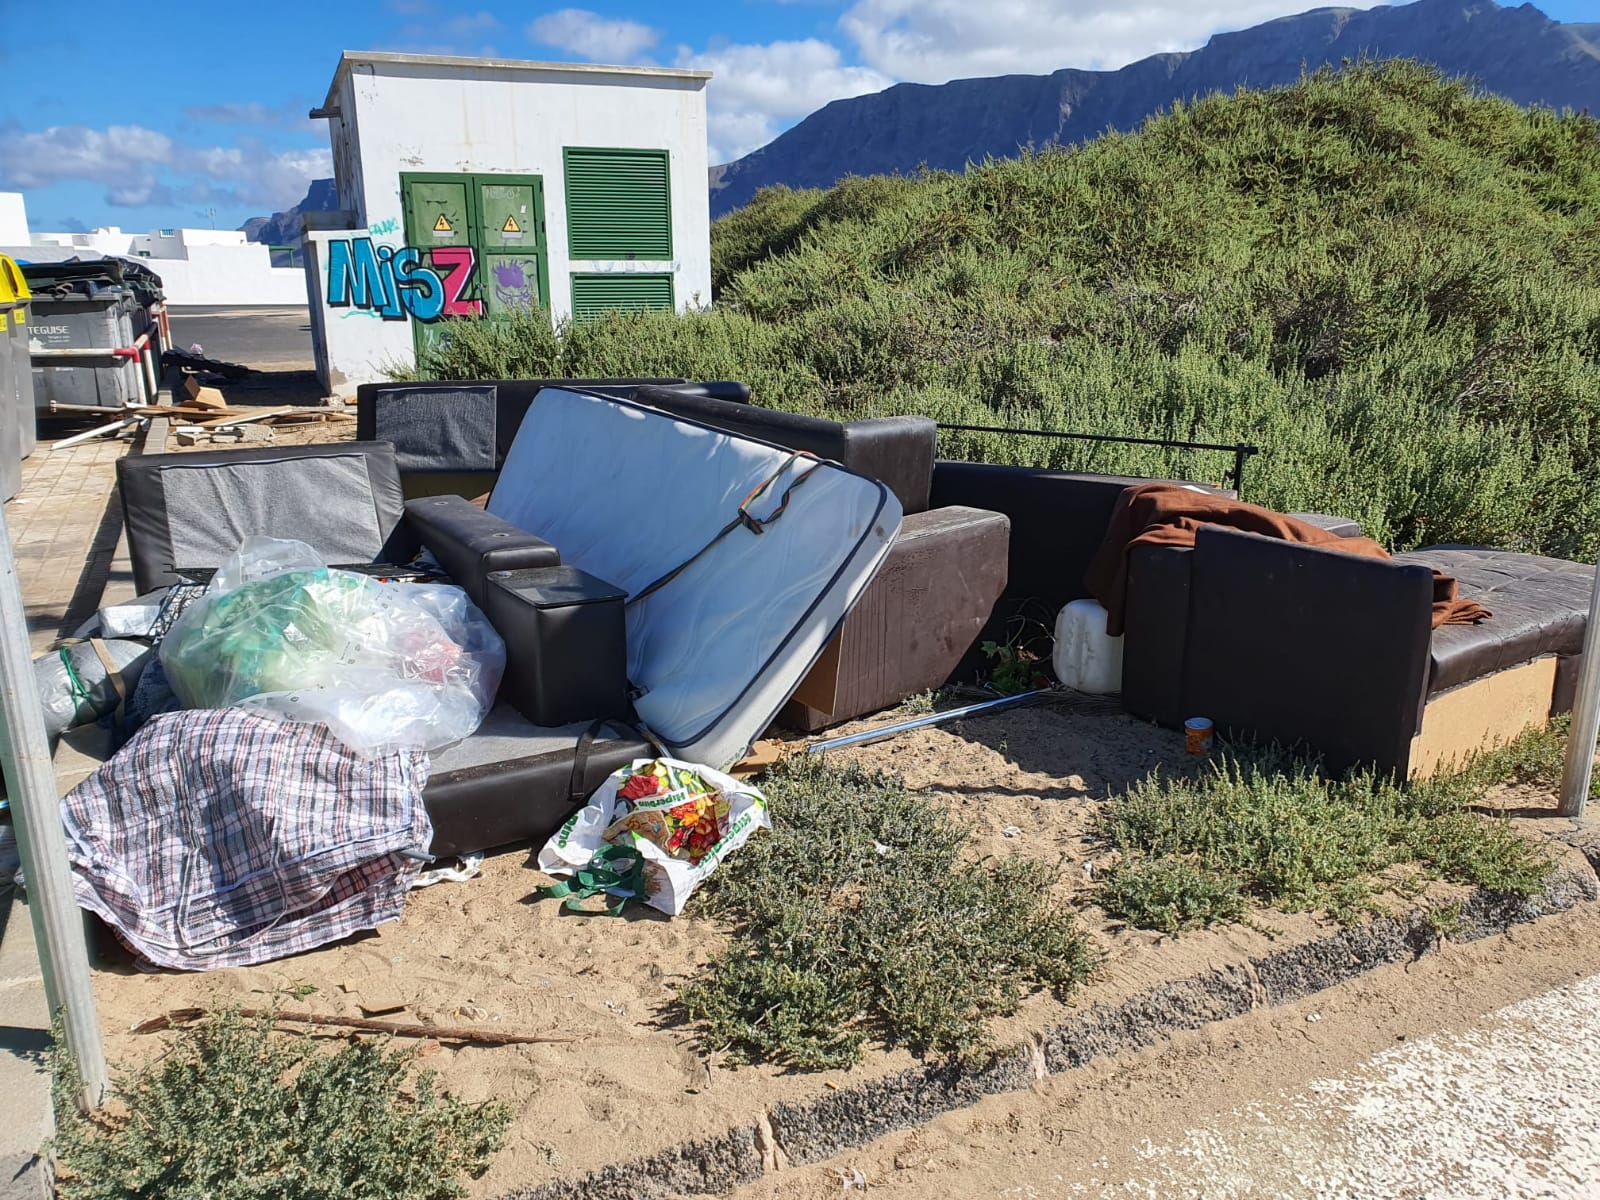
[502,214,521,234]
[433,214,453,233]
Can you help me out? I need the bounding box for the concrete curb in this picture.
[503,871,1599,1200]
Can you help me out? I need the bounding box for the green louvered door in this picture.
[563,147,675,319]
[400,172,548,359]
[475,179,549,319]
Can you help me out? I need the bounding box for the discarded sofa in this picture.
[920,460,1592,775]
[360,379,1013,732]
[119,387,903,855]
[1123,530,1593,777]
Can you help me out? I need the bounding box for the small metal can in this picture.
[1185,717,1214,755]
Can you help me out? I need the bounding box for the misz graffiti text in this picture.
[325,236,485,322]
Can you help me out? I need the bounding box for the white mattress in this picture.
[490,389,902,766]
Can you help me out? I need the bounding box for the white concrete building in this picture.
[0,193,306,305]
[303,52,712,397]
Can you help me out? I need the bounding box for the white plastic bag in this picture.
[537,757,769,916]
[159,537,505,755]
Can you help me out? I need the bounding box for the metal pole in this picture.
[1558,549,1600,818]
[0,505,106,1105]
[806,687,1056,754]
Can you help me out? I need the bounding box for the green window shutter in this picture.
[570,273,675,320]
[564,148,672,260]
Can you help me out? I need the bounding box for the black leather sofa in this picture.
[116,439,653,857]
[1126,529,1593,776]
[358,381,1014,732]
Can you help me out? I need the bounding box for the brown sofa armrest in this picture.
[1183,527,1434,775]
[781,505,1009,730]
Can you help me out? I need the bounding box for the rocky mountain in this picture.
[710,0,1600,216]
[240,178,339,244]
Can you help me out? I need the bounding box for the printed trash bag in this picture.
[536,757,769,916]
[158,536,505,755]
[35,637,151,739]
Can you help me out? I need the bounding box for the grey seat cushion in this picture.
[1398,546,1592,696]
[117,441,410,593]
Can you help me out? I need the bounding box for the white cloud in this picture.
[0,121,330,211]
[674,38,893,161]
[528,8,661,62]
[838,0,1366,82]
[387,8,502,57]
[0,124,172,191]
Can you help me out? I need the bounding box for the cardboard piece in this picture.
[181,376,228,410]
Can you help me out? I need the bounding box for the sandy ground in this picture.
[80,697,1595,1198]
[723,901,1600,1200]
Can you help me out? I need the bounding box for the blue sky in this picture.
[1,0,1595,235]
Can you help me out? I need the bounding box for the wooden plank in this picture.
[196,407,295,429]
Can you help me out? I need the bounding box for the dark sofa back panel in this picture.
[930,463,1154,607]
[629,386,935,515]
[1184,527,1435,775]
[117,441,410,593]
[356,379,691,467]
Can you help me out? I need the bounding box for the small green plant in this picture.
[1097,857,1248,934]
[902,689,939,715]
[1424,898,1466,938]
[1096,730,1558,932]
[49,1007,510,1200]
[677,755,1096,1069]
[981,614,1052,695]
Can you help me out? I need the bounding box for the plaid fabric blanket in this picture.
[62,708,432,970]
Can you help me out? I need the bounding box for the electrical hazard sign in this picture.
[501,214,522,234]
[433,214,453,233]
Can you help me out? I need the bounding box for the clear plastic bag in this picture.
[159,537,505,755]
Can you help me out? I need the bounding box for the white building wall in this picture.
[303,229,416,393]
[309,55,711,397]
[145,245,308,305]
[0,194,29,245]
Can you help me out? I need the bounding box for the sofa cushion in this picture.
[1398,546,1592,696]
[365,385,498,473]
[781,505,1010,730]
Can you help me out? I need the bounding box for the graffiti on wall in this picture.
[325,236,483,322]
[493,261,534,307]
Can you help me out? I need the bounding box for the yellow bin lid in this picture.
[0,256,28,327]
[0,257,24,327]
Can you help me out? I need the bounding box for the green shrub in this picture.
[404,60,1600,561]
[677,755,1095,1069]
[1097,733,1557,931]
[50,1008,509,1200]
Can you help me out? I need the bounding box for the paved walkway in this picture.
[1,429,137,1198]
[1078,974,1600,1199]
[7,436,136,654]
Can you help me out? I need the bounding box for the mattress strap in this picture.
[627,451,824,608]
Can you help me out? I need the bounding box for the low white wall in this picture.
[0,240,308,306]
[150,245,308,305]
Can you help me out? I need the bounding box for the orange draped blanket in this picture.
[1083,483,1491,636]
